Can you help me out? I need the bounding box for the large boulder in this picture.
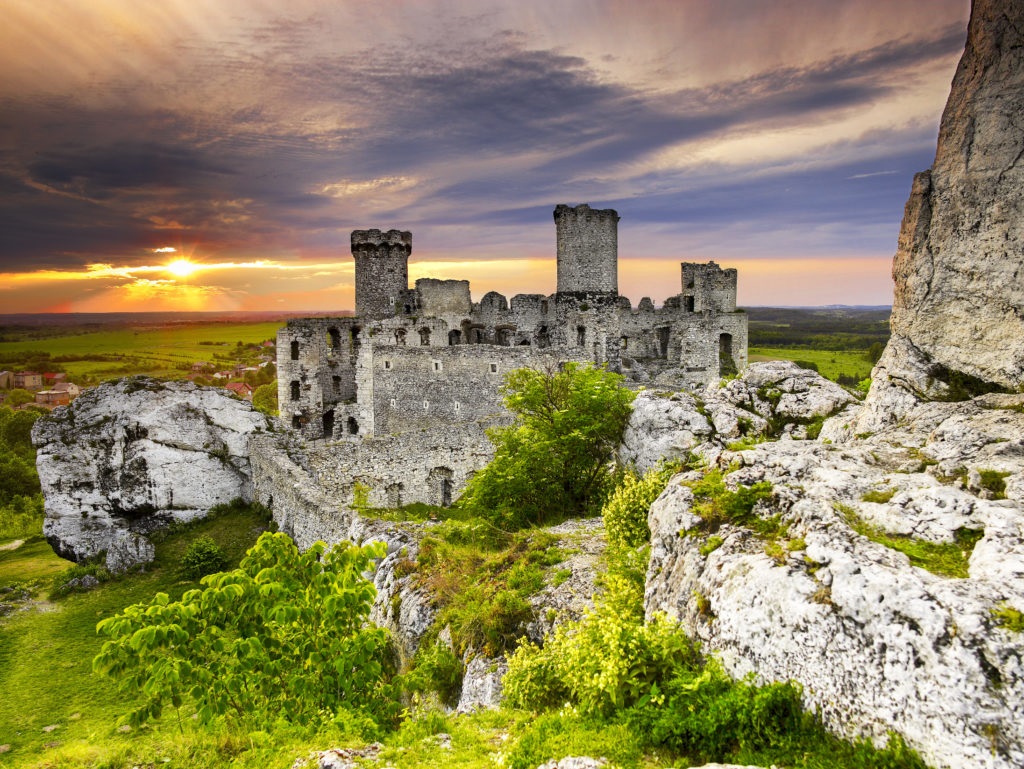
[887,0,1024,391]
[32,377,270,571]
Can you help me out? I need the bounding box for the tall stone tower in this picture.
[351,229,411,319]
[554,203,619,295]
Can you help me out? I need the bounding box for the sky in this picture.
[0,0,972,313]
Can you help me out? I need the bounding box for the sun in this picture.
[165,259,199,278]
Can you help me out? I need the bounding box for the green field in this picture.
[0,321,284,383]
[0,505,274,766]
[748,346,875,383]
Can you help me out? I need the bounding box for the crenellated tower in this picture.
[554,204,619,296]
[351,229,411,319]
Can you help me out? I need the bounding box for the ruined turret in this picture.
[554,204,619,296]
[351,229,411,320]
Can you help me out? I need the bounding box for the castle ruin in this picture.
[274,204,747,508]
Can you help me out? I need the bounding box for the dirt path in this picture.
[0,539,24,552]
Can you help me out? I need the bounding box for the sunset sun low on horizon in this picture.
[0,0,974,314]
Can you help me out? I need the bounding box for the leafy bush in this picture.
[602,463,679,549]
[403,640,464,706]
[252,382,278,416]
[503,545,930,769]
[180,536,227,579]
[94,532,396,730]
[459,363,635,528]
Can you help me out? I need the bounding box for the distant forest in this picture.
[743,307,890,350]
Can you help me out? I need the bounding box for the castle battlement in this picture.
[279,204,747,466]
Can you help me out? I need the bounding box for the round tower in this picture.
[351,229,411,319]
[554,203,619,295]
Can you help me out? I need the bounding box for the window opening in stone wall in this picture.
[350,327,362,353]
[404,304,412,314]
[541,300,549,314]
[332,375,341,393]
[390,398,396,407]
[489,363,498,373]
[719,333,738,377]
[685,296,695,312]
[448,330,461,345]
[495,327,512,346]
[657,327,670,358]
[384,360,392,370]
[518,339,530,346]
[322,410,335,439]
[577,325,586,346]
[386,483,403,508]
[347,417,359,435]
[290,380,300,400]
[292,415,301,429]
[537,326,550,349]
[395,328,406,346]
[423,400,430,410]
[620,336,628,350]
[327,327,341,352]
[433,360,442,372]
[472,328,484,344]
[290,340,299,360]
[429,467,454,508]
[419,328,431,345]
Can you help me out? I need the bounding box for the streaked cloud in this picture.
[0,0,971,310]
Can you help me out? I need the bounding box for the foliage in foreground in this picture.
[503,548,929,769]
[459,363,635,528]
[93,532,395,731]
[602,462,680,548]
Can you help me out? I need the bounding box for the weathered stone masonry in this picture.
[274,203,747,506]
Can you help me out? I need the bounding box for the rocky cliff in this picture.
[642,385,1024,769]
[887,0,1024,391]
[32,378,270,571]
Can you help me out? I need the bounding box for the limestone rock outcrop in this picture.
[641,384,1024,769]
[887,0,1024,390]
[32,377,269,571]
[621,361,855,472]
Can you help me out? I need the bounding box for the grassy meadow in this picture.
[0,320,285,383]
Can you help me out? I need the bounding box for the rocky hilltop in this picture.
[888,0,1024,391]
[32,378,269,571]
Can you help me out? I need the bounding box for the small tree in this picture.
[94,532,394,728]
[460,363,635,528]
[252,381,278,416]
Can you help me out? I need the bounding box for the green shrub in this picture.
[404,640,464,706]
[94,532,396,729]
[602,463,679,549]
[180,536,227,580]
[459,363,635,528]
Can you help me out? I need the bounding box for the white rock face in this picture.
[32,378,269,571]
[622,361,855,473]
[887,0,1024,389]
[643,391,1024,769]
